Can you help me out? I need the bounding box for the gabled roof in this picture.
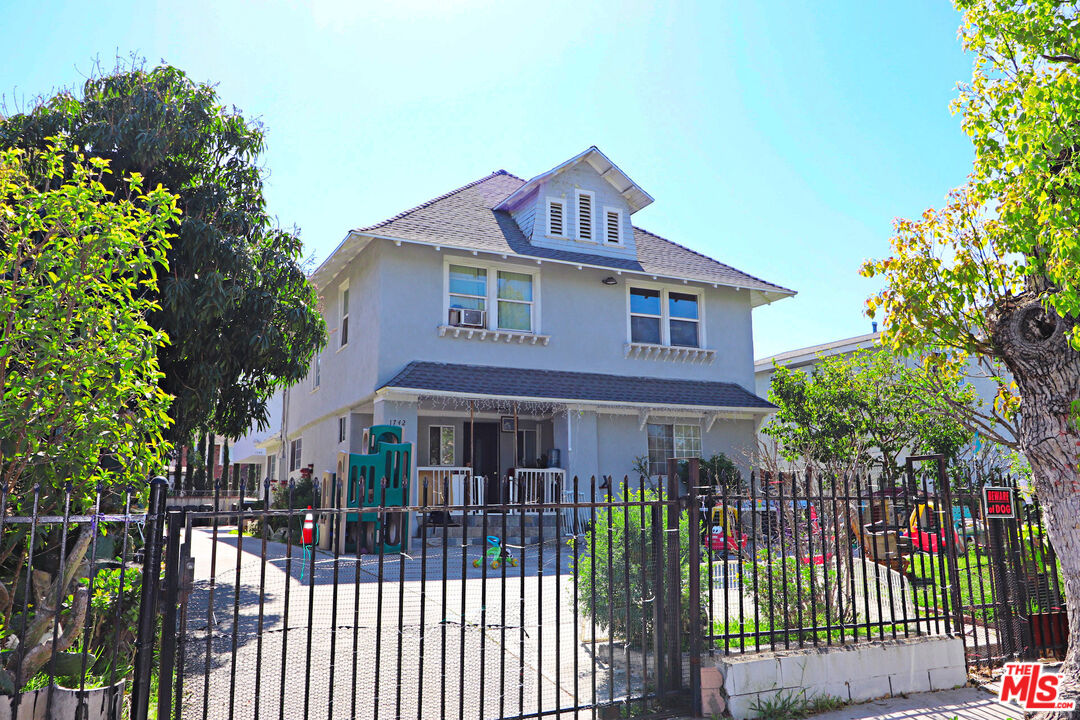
[380,361,775,411]
[313,164,794,308]
[494,146,654,214]
[754,331,881,372]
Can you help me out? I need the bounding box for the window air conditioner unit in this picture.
[448,308,486,328]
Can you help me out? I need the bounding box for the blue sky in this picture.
[1,0,973,359]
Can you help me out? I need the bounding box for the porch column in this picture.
[553,408,599,495]
[373,396,419,553]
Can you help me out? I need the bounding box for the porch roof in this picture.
[380,361,775,412]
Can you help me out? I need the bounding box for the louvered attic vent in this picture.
[578,193,593,241]
[549,201,564,236]
[606,210,620,244]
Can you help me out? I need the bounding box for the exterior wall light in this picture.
[601,276,618,286]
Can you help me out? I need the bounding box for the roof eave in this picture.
[350,230,795,298]
[376,385,774,415]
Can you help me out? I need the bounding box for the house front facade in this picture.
[278,147,792,519]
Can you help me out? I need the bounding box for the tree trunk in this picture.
[991,297,1080,719]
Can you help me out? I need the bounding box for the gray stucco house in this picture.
[275,147,793,513]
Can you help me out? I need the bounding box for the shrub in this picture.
[571,488,706,649]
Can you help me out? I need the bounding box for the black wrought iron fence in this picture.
[0,482,156,720]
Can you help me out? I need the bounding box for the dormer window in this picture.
[604,208,622,245]
[575,190,595,242]
[547,199,566,237]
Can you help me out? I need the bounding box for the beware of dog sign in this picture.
[983,486,1016,519]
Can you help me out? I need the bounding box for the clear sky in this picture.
[1,0,973,359]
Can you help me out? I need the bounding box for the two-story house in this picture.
[279,147,793,520]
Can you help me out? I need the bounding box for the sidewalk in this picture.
[786,687,1017,720]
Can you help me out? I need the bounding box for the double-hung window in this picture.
[289,438,303,472]
[446,262,536,333]
[428,426,455,466]
[311,353,321,389]
[448,265,487,312]
[339,284,350,348]
[497,271,533,331]
[629,286,701,348]
[646,423,702,476]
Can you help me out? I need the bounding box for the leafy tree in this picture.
[0,142,176,689]
[762,348,976,479]
[0,62,327,445]
[0,142,176,511]
[860,1,1080,707]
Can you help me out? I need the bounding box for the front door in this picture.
[463,422,501,503]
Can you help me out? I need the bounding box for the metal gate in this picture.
[149,472,697,720]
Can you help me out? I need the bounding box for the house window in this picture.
[576,190,595,242]
[289,438,303,472]
[497,271,533,331]
[629,287,662,344]
[312,353,321,389]
[629,286,702,348]
[547,199,566,237]
[449,265,487,312]
[445,260,538,333]
[646,423,701,476]
[428,425,455,466]
[604,208,622,244]
[668,292,700,347]
[266,455,276,482]
[339,285,350,348]
[338,416,347,444]
[517,429,537,466]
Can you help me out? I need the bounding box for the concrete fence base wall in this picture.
[701,636,966,719]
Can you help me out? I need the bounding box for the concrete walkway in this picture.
[800,688,1017,720]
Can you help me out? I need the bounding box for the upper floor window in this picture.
[446,260,536,333]
[311,353,321,389]
[604,208,622,245]
[547,199,566,237]
[576,190,595,242]
[339,283,350,348]
[338,416,347,443]
[629,286,702,348]
[289,438,303,472]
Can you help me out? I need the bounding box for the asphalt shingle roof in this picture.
[381,361,775,410]
[354,171,791,295]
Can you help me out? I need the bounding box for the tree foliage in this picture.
[0,62,327,443]
[0,142,176,512]
[861,2,1080,708]
[763,348,976,478]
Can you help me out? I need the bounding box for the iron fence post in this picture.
[664,459,682,700]
[156,509,183,720]
[131,476,168,720]
[687,458,702,717]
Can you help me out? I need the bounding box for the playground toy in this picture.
[340,424,412,554]
[708,505,747,555]
[473,535,518,570]
[906,500,966,554]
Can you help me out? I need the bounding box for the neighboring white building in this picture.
[273,146,793,517]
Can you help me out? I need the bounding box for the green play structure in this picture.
[342,424,412,554]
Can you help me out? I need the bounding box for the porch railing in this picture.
[418,466,484,513]
[508,468,565,513]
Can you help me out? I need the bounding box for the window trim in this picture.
[575,189,597,243]
[546,197,567,238]
[625,281,705,349]
[338,280,350,351]
[603,206,623,245]
[428,425,456,466]
[442,257,541,334]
